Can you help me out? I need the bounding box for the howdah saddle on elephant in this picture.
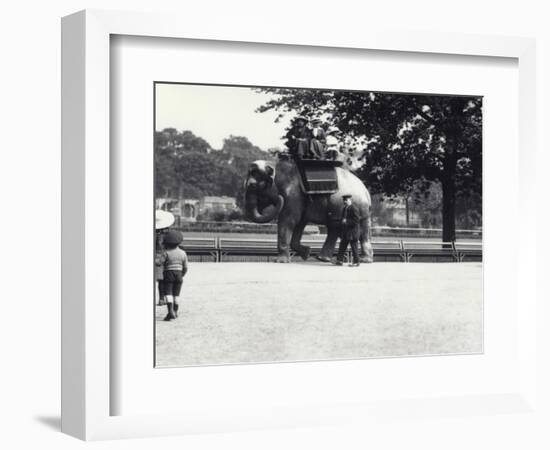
[244,158,374,263]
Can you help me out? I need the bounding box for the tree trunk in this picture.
[441,98,469,243]
[442,136,458,243]
[441,174,456,243]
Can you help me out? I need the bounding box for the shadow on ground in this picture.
[34,415,61,431]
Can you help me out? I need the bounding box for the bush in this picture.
[228,209,243,221]
[212,209,227,222]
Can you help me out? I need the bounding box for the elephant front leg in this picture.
[317,226,339,262]
[290,220,311,260]
[276,221,294,263]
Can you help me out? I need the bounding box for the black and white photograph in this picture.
[153,82,483,367]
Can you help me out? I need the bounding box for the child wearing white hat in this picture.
[155,210,175,306]
[325,126,342,161]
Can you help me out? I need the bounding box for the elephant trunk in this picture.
[245,186,284,224]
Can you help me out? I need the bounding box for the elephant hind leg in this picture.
[317,226,339,262]
[360,240,374,263]
[277,221,293,263]
[359,217,374,263]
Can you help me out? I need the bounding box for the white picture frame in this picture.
[61,9,537,441]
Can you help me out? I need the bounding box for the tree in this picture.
[155,130,273,209]
[217,135,273,174]
[214,135,274,207]
[173,150,242,198]
[156,128,212,154]
[256,89,482,241]
[155,129,214,198]
[410,180,443,228]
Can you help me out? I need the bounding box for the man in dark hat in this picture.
[334,195,361,267]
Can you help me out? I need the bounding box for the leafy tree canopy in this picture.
[256,88,482,240]
[155,129,272,208]
[156,128,212,155]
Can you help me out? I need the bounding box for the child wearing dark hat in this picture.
[161,229,189,321]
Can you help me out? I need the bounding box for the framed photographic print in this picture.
[152,81,484,368]
[61,9,537,440]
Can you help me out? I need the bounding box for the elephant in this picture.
[244,158,374,263]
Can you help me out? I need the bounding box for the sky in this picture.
[155,83,292,150]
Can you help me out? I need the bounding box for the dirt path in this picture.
[155,262,482,367]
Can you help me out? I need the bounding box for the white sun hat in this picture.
[327,126,341,134]
[155,209,175,230]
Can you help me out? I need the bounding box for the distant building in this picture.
[181,199,200,222]
[200,196,237,211]
[156,197,179,214]
[157,196,238,223]
[156,197,200,222]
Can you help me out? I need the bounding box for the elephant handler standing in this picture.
[334,195,361,267]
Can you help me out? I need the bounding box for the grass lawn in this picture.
[155,262,483,367]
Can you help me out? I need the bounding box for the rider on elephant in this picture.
[285,115,312,159]
[325,126,342,161]
[309,118,327,159]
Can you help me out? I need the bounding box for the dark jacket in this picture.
[286,126,312,158]
[340,203,361,241]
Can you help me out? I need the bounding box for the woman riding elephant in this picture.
[309,118,327,159]
[244,158,374,263]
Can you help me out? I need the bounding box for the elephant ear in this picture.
[263,164,276,187]
[265,164,275,178]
